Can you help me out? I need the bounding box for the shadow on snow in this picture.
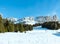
[53,32,60,37]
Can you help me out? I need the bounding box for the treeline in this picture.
[42,21,60,30]
[33,23,42,27]
[0,15,33,33]
[14,24,33,32]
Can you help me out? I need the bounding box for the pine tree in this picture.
[4,19,15,32]
[28,25,33,31]
[25,25,29,31]
[9,23,14,32]
[8,20,15,32]
[14,24,19,32]
[0,15,5,33]
[19,23,25,32]
[4,19,10,32]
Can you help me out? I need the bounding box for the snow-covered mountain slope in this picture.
[0,27,60,44]
[8,17,18,22]
[18,17,36,25]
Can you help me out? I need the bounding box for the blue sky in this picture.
[0,0,60,18]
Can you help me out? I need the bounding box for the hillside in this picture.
[0,26,60,44]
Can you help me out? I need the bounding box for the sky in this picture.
[0,0,60,18]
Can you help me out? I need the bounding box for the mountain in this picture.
[18,17,36,25]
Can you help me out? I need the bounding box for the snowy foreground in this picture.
[0,26,60,44]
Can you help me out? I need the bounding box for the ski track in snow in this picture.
[0,27,60,44]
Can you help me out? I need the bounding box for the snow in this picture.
[0,26,60,44]
[25,21,36,25]
[18,17,36,25]
[8,17,18,22]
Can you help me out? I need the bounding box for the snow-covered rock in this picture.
[18,17,36,25]
[7,17,18,24]
[8,17,18,22]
